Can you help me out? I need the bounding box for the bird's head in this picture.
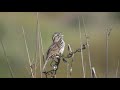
[52,32,64,42]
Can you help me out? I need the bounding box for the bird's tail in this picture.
[42,56,51,72]
[42,60,48,72]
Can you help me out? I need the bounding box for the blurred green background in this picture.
[0,12,120,78]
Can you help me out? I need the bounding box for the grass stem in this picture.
[78,16,85,78]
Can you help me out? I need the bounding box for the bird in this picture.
[43,32,65,71]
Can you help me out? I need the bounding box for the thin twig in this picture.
[116,59,119,78]
[84,62,86,78]
[35,12,43,78]
[22,26,35,78]
[82,16,92,78]
[69,62,73,78]
[38,27,42,78]
[91,67,97,78]
[34,12,39,78]
[105,28,112,78]
[40,31,45,63]
[37,12,44,78]
[0,40,14,78]
[67,62,69,78]
[106,30,108,78]
[37,13,45,62]
[67,44,74,78]
[67,44,70,78]
[78,16,85,78]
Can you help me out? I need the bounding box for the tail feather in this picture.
[42,60,48,71]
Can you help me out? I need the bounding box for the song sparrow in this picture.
[43,32,65,71]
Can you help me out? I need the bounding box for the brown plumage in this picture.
[43,32,65,71]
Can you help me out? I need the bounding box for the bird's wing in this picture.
[46,43,59,60]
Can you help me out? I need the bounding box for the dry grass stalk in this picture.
[116,59,119,78]
[22,26,35,78]
[67,44,74,78]
[67,62,69,78]
[78,16,85,78]
[0,40,14,78]
[105,27,112,78]
[82,16,92,78]
[35,12,43,78]
[91,67,97,78]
